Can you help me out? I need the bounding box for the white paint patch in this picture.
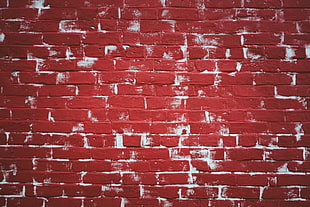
[285,47,296,60]
[162,10,169,18]
[306,45,310,58]
[72,123,84,132]
[200,151,219,170]
[77,57,97,68]
[246,49,262,59]
[98,8,108,17]
[56,73,67,84]
[113,84,118,94]
[122,45,130,50]
[48,112,55,122]
[9,164,17,176]
[213,74,222,86]
[163,52,174,60]
[297,97,307,109]
[88,111,98,122]
[141,134,152,146]
[180,45,188,61]
[170,98,182,109]
[130,151,137,159]
[196,0,206,9]
[236,62,242,71]
[133,10,142,18]
[49,49,58,57]
[127,21,140,32]
[0,33,5,43]
[25,96,36,109]
[277,163,289,172]
[119,112,129,121]
[225,49,231,58]
[146,46,154,56]
[218,125,230,135]
[115,134,124,148]
[28,0,49,8]
[118,8,121,19]
[174,74,188,86]
[160,198,173,207]
[105,45,117,55]
[205,111,211,123]
[194,35,219,46]
[160,0,166,7]
[168,124,190,135]
[66,48,73,59]
[295,123,304,141]
[24,134,33,143]
[59,20,85,33]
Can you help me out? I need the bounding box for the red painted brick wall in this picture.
[0,0,309,206]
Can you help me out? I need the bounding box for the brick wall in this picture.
[0,0,309,206]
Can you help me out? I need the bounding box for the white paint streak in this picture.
[225,49,231,58]
[306,45,310,58]
[0,33,5,43]
[236,62,242,71]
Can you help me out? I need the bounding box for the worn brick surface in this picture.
[0,0,309,206]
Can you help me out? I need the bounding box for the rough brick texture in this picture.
[0,0,309,206]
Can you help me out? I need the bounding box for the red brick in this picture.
[182,187,218,198]
[7,198,43,207]
[136,72,175,84]
[160,8,199,20]
[244,33,281,45]
[46,198,82,207]
[125,0,162,7]
[222,187,260,198]
[143,186,182,198]
[140,20,173,32]
[263,187,299,199]
[266,149,304,161]
[103,185,140,198]
[123,135,141,147]
[84,198,121,207]
[226,148,264,160]
[83,32,121,44]
[1,8,38,19]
